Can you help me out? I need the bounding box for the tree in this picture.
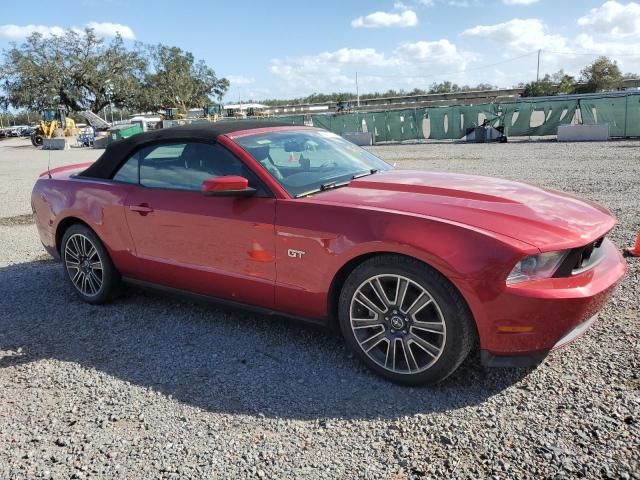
[577,56,624,93]
[473,83,494,91]
[521,70,576,97]
[140,45,229,112]
[428,81,460,94]
[0,29,147,113]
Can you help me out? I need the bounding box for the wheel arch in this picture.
[55,216,96,254]
[326,251,478,339]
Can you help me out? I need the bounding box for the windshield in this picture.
[234,129,392,197]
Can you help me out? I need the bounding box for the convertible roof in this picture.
[79,120,292,179]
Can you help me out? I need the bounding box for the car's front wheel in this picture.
[61,224,119,304]
[338,255,476,385]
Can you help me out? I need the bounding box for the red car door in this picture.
[119,141,277,309]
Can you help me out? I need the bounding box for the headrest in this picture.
[246,145,270,161]
[182,143,211,169]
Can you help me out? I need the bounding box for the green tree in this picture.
[141,45,229,112]
[521,70,576,97]
[428,81,460,94]
[473,83,498,91]
[577,56,624,93]
[0,29,147,113]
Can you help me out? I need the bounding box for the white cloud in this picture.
[269,40,477,98]
[395,39,472,66]
[577,0,640,37]
[84,22,135,39]
[270,47,395,85]
[503,0,539,5]
[0,21,135,40]
[573,33,640,56]
[351,9,418,28]
[0,24,66,39]
[448,0,478,7]
[415,0,434,5]
[227,75,256,85]
[462,18,567,53]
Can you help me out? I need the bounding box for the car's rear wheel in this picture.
[338,255,476,385]
[61,224,119,304]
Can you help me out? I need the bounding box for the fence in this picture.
[270,91,640,142]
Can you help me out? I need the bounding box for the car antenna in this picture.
[47,150,52,179]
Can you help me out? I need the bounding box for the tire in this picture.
[338,255,476,386]
[31,134,44,147]
[61,224,120,304]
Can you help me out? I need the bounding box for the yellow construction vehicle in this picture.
[31,108,77,147]
[204,104,223,122]
[161,108,186,121]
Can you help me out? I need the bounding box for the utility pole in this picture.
[356,72,360,108]
[536,49,541,82]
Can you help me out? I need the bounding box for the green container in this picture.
[108,123,143,141]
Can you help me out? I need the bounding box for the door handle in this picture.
[128,203,154,216]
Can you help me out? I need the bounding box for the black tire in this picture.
[338,255,476,386]
[61,224,120,304]
[31,134,44,147]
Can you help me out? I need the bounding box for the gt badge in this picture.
[288,249,306,259]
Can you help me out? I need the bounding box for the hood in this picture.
[308,170,615,250]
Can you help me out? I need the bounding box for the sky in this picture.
[2,0,640,102]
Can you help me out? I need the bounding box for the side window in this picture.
[134,142,270,195]
[139,143,190,189]
[112,152,139,183]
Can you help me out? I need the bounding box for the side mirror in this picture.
[202,176,256,197]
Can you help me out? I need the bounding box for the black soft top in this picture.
[79,120,292,179]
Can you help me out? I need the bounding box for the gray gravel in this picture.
[0,136,638,479]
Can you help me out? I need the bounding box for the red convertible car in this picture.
[31,121,626,384]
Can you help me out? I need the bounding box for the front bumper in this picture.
[479,239,626,364]
[481,313,599,367]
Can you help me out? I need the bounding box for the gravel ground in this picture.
[0,136,638,479]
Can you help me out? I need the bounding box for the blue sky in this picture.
[2,0,640,101]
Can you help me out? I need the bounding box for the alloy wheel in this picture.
[349,274,447,374]
[64,233,104,297]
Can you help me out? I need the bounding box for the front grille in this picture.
[553,236,606,278]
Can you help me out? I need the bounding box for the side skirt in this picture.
[121,277,328,329]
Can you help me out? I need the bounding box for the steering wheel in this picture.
[318,160,339,170]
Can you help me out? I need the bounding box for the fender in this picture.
[274,197,530,326]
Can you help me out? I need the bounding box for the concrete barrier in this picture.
[342,132,374,146]
[557,124,609,142]
[42,138,71,150]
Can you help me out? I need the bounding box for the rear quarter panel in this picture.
[32,176,137,275]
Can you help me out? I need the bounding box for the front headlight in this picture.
[506,251,568,285]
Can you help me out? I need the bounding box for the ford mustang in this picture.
[31,121,627,385]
